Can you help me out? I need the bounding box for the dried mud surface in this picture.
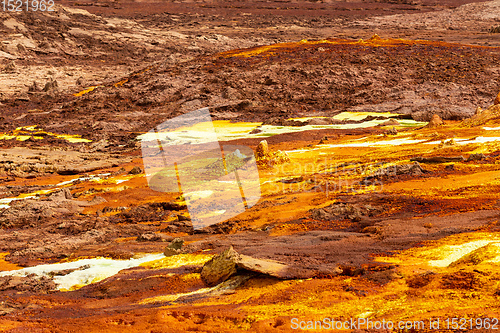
[2,1,500,332]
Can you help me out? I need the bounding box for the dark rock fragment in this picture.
[407,271,437,288]
[129,166,142,175]
[163,237,185,256]
[410,156,465,164]
[136,232,163,242]
[168,238,184,250]
[43,78,58,92]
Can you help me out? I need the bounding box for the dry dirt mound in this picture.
[0,4,265,138]
[6,36,494,146]
[425,114,445,128]
[354,0,500,45]
[1,3,499,147]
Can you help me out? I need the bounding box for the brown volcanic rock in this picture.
[495,91,500,105]
[136,232,163,242]
[0,0,499,148]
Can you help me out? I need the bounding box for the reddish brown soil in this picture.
[2,1,500,332]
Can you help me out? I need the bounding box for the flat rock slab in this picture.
[200,245,338,286]
[237,254,291,278]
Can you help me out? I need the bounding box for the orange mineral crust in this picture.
[219,35,495,59]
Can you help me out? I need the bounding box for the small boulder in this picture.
[163,238,184,256]
[163,248,181,256]
[270,150,290,165]
[168,238,184,250]
[249,128,262,134]
[63,188,73,200]
[255,140,290,167]
[200,246,333,287]
[136,232,163,242]
[129,166,142,175]
[201,246,240,286]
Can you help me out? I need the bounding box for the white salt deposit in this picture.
[0,253,165,291]
[138,113,427,146]
[427,240,499,268]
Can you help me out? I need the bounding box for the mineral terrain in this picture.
[1,0,500,332]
